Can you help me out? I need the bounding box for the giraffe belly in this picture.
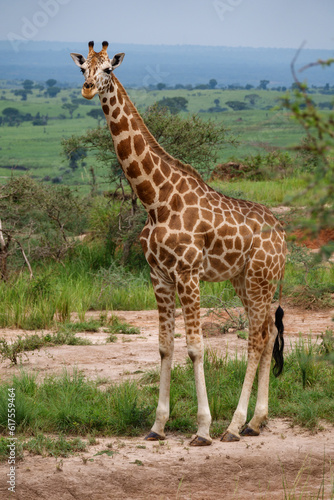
[199,250,248,282]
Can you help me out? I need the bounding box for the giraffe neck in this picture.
[99,75,201,210]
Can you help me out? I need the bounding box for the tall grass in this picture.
[1,237,333,329]
[0,242,156,329]
[0,341,333,439]
[0,369,154,436]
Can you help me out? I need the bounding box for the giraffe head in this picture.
[70,41,125,100]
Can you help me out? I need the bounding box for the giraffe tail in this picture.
[272,305,284,377]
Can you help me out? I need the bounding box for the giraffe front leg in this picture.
[145,274,175,441]
[177,273,212,446]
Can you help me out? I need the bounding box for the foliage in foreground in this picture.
[281,55,334,249]
[0,340,333,444]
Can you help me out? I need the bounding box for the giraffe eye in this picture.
[80,68,85,75]
[104,67,112,74]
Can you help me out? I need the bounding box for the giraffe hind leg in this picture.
[242,306,285,436]
[222,311,273,441]
[222,272,279,441]
[241,314,277,436]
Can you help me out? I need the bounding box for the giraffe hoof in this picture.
[190,435,212,446]
[240,426,260,437]
[220,431,240,442]
[144,431,165,441]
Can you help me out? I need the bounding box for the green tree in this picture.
[45,79,60,98]
[209,79,218,89]
[46,79,57,88]
[87,108,105,126]
[258,79,270,90]
[155,96,188,114]
[14,80,34,101]
[2,107,22,126]
[46,86,61,98]
[63,104,235,184]
[62,102,78,119]
[22,79,34,91]
[0,177,85,280]
[14,89,28,101]
[225,100,249,111]
[244,94,260,106]
[66,147,87,172]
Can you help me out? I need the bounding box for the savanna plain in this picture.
[0,77,333,499]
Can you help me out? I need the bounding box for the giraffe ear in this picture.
[110,53,125,71]
[70,53,86,67]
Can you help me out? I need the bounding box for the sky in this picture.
[1,0,334,50]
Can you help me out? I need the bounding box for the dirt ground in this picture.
[0,305,333,499]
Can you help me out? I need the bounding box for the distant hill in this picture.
[0,41,333,87]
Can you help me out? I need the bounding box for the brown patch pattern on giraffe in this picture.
[74,42,287,445]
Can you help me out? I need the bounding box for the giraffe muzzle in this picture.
[82,80,97,99]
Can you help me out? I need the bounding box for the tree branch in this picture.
[290,41,307,85]
[14,238,34,279]
[0,218,5,251]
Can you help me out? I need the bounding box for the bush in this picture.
[211,150,294,181]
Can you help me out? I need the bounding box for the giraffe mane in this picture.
[113,76,203,181]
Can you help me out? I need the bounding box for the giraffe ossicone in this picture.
[70,42,287,446]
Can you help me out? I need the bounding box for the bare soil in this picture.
[0,305,333,500]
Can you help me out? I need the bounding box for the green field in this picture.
[1,84,330,192]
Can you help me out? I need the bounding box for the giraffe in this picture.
[71,41,287,446]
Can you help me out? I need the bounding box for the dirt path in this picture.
[0,306,333,499]
[3,420,334,500]
[0,306,332,383]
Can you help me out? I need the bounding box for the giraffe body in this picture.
[71,42,287,445]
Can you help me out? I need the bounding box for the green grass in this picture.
[106,315,140,335]
[211,176,310,206]
[1,85,330,190]
[0,436,24,462]
[0,369,154,437]
[0,242,156,329]
[0,342,333,445]
[0,87,108,193]
[0,433,87,461]
[23,433,87,458]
